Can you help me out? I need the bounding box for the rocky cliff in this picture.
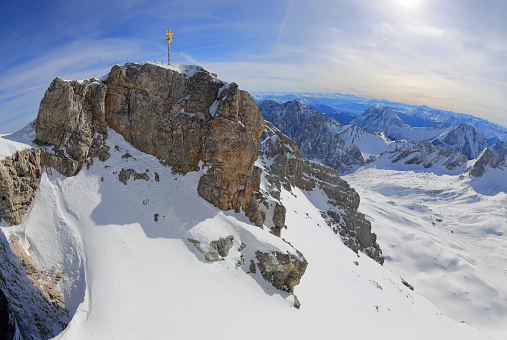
[259,100,378,174]
[35,63,264,227]
[256,122,383,264]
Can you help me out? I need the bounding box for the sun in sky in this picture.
[396,0,421,9]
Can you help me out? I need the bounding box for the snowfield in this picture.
[345,168,507,339]
[0,128,493,339]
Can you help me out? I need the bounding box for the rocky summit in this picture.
[0,62,388,338]
[35,63,265,227]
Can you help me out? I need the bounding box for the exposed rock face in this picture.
[188,234,308,295]
[8,235,65,310]
[431,124,489,160]
[0,149,42,226]
[34,63,264,226]
[469,148,505,178]
[382,142,468,171]
[35,77,109,163]
[257,123,383,264]
[188,236,235,262]
[0,232,68,339]
[255,250,308,294]
[0,148,80,226]
[104,63,264,226]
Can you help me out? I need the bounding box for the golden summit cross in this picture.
[165,29,174,65]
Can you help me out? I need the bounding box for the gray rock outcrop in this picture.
[382,142,468,171]
[259,100,367,174]
[469,148,505,178]
[0,148,80,226]
[256,122,384,264]
[255,250,308,294]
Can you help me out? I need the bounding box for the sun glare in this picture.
[396,0,421,9]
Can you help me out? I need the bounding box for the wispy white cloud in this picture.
[401,24,444,38]
[1,0,507,132]
[276,0,295,49]
[0,38,153,133]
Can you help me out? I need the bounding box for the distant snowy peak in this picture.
[370,142,468,174]
[353,106,405,130]
[432,123,489,160]
[258,100,321,137]
[490,139,507,157]
[352,106,449,143]
[259,100,416,174]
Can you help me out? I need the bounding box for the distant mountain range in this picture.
[258,100,507,192]
[252,92,507,144]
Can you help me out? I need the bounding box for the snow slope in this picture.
[0,121,36,159]
[0,129,491,339]
[344,168,507,339]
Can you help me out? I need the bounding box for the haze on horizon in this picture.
[1,0,506,133]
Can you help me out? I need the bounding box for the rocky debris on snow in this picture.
[255,250,308,294]
[188,234,308,296]
[257,123,384,264]
[118,168,150,185]
[188,236,235,262]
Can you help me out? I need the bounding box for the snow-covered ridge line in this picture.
[252,92,507,143]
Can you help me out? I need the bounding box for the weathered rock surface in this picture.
[188,236,235,262]
[188,234,307,296]
[35,77,109,163]
[0,148,42,226]
[0,232,68,339]
[257,123,384,264]
[383,142,468,171]
[34,63,265,227]
[469,148,505,178]
[8,235,65,310]
[0,148,80,226]
[255,250,308,294]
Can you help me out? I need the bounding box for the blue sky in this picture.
[1,0,506,133]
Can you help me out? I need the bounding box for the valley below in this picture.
[345,168,507,339]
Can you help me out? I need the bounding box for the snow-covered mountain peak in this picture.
[355,105,405,129]
[432,123,489,160]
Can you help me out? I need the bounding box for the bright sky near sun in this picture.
[1,0,506,133]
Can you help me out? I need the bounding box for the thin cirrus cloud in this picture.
[0,0,506,133]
